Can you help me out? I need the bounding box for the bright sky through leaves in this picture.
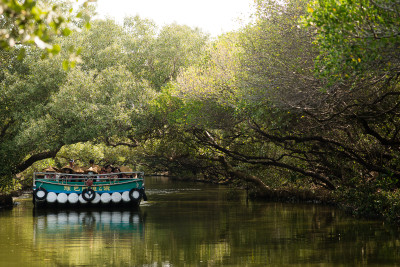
[94,0,254,36]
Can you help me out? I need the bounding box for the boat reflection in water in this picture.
[31,209,147,266]
[33,209,146,237]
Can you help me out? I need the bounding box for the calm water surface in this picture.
[1,176,400,266]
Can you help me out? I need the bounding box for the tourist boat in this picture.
[32,171,147,208]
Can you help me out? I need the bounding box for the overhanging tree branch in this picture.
[16,146,63,173]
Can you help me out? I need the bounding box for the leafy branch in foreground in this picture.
[1,0,94,67]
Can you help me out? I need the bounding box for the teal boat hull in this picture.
[34,179,143,194]
[33,173,146,209]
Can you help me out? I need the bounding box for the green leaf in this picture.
[62,60,69,71]
[51,44,61,55]
[62,28,72,36]
[17,48,26,60]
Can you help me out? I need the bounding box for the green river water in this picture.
[1,176,400,266]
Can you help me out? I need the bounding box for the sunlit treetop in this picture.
[303,0,400,81]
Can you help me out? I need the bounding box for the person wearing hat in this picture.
[73,166,85,182]
[103,164,114,183]
[86,166,98,175]
[69,159,75,168]
[60,167,73,183]
[120,166,134,179]
[88,159,101,174]
[85,165,100,182]
[104,164,113,173]
[60,159,76,182]
[112,166,121,182]
[43,166,57,180]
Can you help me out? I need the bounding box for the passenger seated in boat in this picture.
[68,159,75,169]
[60,159,76,182]
[42,167,57,180]
[112,167,121,182]
[73,166,85,182]
[88,159,101,173]
[119,166,133,179]
[86,159,101,182]
[97,167,105,181]
[60,167,73,182]
[85,166,99,182]
[104,164,113,183]
[86,166,97,175]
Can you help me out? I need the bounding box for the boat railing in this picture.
[33,172,144,185]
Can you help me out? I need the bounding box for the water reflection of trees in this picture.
[3,192,400,266]
[141,200,400,266]
[219,203,400,265]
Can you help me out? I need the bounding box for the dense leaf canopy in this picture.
[2,0,400,222]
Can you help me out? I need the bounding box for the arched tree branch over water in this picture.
[192,128,336,190]
[168,0,400,213]
[0,12,210,190]
[15,146,62,173]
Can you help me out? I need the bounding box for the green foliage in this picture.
[63,17,209,90]
[337,183,400,223]
[171,33,243,131]
[303,0,400,81]
[56,142,140,168]
[2,0,400,226]
[240,0,317,108]
[0,174,21,193]
[0,10,210,189]
[146,24,209,90]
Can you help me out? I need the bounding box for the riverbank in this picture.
[167,174,336,205]
[4,175,399,224]
[169,174,400,223]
